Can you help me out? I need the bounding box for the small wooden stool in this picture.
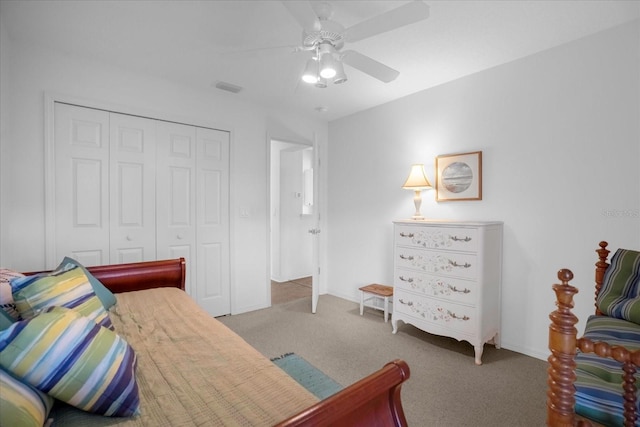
[359,284,394,322]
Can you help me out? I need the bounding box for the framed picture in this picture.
[435,151,482,201]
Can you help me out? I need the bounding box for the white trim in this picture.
[266,131,315,309]
[43,91,233,132]
[265,132,272,308]
[43,92,57,269]
[227,127,237,315]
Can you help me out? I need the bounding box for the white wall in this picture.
[326,20,640,360]
[0,35,328,314]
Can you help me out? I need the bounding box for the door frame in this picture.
[43,92,235,309]
[266,132,319,310]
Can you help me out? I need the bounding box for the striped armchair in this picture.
[547,242,640,427]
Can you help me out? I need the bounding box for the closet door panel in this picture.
[156,122,196,294]
[200,242,222,297]
[196,128,230,316]
[109,113,157,263]
[54,103,110,266]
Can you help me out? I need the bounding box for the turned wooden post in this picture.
[547,269,579,427]
[594,241,610,315]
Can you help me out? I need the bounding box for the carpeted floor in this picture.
[219,294,548,427]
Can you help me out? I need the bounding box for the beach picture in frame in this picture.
[435,151,482,201]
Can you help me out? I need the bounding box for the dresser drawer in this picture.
[394,268,477,306]
[395,225,479,253]
[394,289,476,335]
[395,247,477,280]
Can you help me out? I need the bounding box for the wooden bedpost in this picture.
[547,269,579,427]
[594,241,610,315]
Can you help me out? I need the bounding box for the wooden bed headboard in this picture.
[25,258,186,294]
[86,258,186,293]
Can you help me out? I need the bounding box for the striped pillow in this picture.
[57,257,117,311]
[0,268,24,321]
[0,308,15,331]
[0,368,54,427]
[10,264,113,330]
[575,315,640,426]
[0,306,140,417]
[596,249,640,324]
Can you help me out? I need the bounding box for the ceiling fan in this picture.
[281,0,430,87]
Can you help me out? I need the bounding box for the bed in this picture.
[1,258,410,427]
[547,242,640,427]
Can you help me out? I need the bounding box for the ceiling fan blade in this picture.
[220,44,301,59]
[344,0,430,43]
[341,50,399,83]
[280,1,321,33]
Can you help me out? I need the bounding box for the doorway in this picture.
[270,139,314,305]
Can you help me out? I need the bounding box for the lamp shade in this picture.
[333,60,347,84]
[402,164,432,189]
[319,53,337,79]
[315,77,328,88]
[302,58,319,84]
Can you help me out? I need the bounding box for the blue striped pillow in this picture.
[57,257,117,310]
[11,264,113,330]
[0,306,140,417]
[575,315,640,425]
[596,249,640,324]
[0,368,54,427]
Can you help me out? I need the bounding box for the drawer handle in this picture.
[450,235,472,242]
[398,299,412,306]
[448,310,470,321]
[448,259,471,268]
[399,254,414,260]
[448,284,471,294]
[399,232,414,238]
[398,276,413,283]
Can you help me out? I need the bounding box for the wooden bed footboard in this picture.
[276,359,411,427]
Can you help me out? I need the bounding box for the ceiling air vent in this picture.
[214,81,243,94]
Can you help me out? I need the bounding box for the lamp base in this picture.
[411,215,425,220]
[411,190,425,220]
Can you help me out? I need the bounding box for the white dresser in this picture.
[391,220,503,365]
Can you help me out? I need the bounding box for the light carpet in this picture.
[220,294,548,426]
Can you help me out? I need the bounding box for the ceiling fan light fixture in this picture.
[319,53,337,79]
[301,58,319,84]
[333,61,347,84]
[315,77,328,88]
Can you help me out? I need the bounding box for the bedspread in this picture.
[50,288,318,426]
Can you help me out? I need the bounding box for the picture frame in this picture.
[435,151,482,201]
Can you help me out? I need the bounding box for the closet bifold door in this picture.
[53,103,110,267]
[53,104,157,267]
[109,112,157,264]
[156,121,197,295]
[195,127,230,317]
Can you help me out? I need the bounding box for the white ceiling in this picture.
[2,0,638,121]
